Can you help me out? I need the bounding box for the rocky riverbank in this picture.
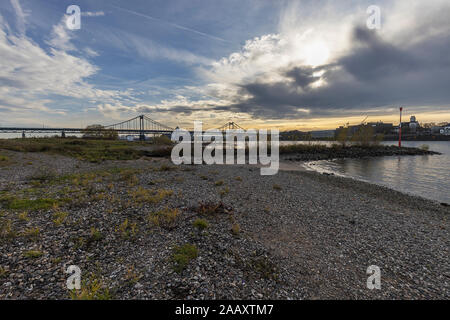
[280,144,439,161]
[0,149,448,299]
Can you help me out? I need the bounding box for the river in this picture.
[290,141,450,204]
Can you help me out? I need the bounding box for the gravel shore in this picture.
[0,150,448,299]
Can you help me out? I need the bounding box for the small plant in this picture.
[215,180,224,186]
[0,219,16,241]
[53,210,69,226]
[231,223,240,236]
[74,237,85,249]
[24,250,43,258]
[0,155,9,162]
[89,227,103,242]
[235,176,242,181]
[250,256,278,280]
[171,244,198,273]
[194,202,229,216]
[116,218,138,239]
[420,144,430,151]
[200,175,209,180]
[155,163,177,171]
[69,273,112,300]
[23,227,40,239]
[148,207,179,229]
[193,218,208,231]
[124,265,142,285]
[129,187,173,204]
[0,266,9,278]
[18,211,29,221]
[273,184,282,191]
[219,186,230,196]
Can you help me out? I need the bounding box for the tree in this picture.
[82,125,118,140]
[351,125,381,147]
[336,123,349,147]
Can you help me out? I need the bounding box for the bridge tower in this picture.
[139,115,145,141]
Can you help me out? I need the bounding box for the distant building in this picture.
[408,115,419,133]
[335,121,393,138]
[368,122,394,134]
[310,130,336,138]
[440,126,450,136]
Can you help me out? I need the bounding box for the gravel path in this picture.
[0,150,448,299]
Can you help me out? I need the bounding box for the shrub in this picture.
[171,244,198,273]
[152,135,173,145]
[215,180,224,186]
[22,227,40,239]
[69,274,112,300]
[193,218,208,231]
[18,211,29,221]
[89,227,103,242]
[0,219,16,240]
[53,211,69,226]
[231,223,240,235]
[194,202,229,216]
[129,187,173,204]
[116,219,138,239]
[148,207,180,229]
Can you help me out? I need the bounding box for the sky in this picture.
[0,0,449,131]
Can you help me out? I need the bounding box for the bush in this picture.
[148,207,179,229]
[171,244,198,273]
[193,218,208,231]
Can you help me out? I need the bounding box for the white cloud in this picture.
[0,14,134,119]
[84,47,99,57]
[9,0,27,35]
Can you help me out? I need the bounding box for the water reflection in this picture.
[303,141,450,203]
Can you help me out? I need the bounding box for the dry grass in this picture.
[148,207,180,229]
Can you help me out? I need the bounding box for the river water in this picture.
[291,141,450,204]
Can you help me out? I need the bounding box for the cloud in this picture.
[9,0,27,35]
[111,5,229,43]
[160,1,450,121]
[0,14,134,119]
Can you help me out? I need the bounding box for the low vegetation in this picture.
[23,250,43,258]
[69,273,112,300]
[0,196,59,211]
[192,218,209,231]
[171,244,199,273]
[116,218,138,240]
[272,184,282,191]
[0,138,172,162]
[147,207,179,229]
[129,187,173,204]
[194,201,229,216]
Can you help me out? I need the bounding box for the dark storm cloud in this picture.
[218,25,450,119]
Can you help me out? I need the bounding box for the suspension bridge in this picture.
[0,115,245,140]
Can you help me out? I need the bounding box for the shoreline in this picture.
[0,150,448,299]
